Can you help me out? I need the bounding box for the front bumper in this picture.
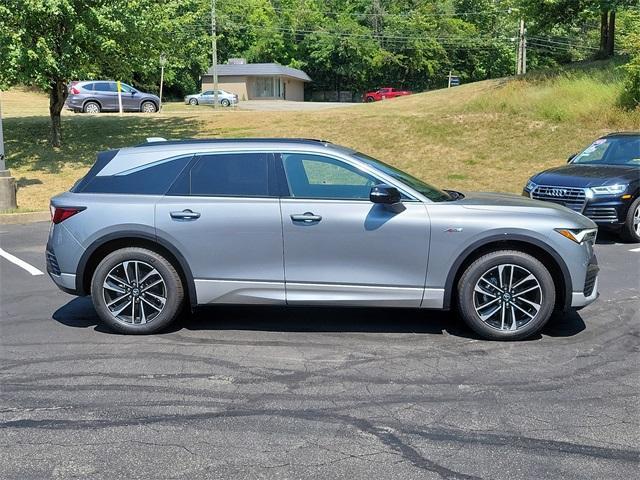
[522,189,632,227]
[570,255,599,308]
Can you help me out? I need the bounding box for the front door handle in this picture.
[290,212,322,223]
[170,209,201,220]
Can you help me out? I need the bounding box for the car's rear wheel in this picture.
[141,101,157,113]
[189,98,198,105]
[457,250,556,340]
[621,198,640,243]
[91,247,184,334]
[221,98,231,107]
[83,101,101,114]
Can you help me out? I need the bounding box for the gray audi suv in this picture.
[47,139,599,340]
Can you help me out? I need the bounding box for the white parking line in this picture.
[0,248,44,276]
[630,247,640,252]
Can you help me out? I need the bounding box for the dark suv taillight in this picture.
[50,206,86,224]
[70,86,80,95]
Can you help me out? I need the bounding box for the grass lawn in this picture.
[3,61,639,212]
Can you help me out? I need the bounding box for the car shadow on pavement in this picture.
[52,296,586,340]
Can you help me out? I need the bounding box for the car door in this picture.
[201,91,214,104]
[92,81,117,110]
[119,83,139,111]
[277,152,431,307]
[155,152,285,305]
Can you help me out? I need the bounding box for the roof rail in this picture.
[134,138,335,147]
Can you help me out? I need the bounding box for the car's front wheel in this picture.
[141,101,157,113]
[365,96,376,103]
[91,247,184,334]
[457,250,556,340]
[221,98,231,107]
[621,198,640,243]
[189,98,198,106]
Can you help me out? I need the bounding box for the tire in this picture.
[620,197,640,243]
[457,250,556,341]
[83,101,101,114]
[189,98,198,106]
[221,98,230,107]
[90,247,184,334]
[365,96,376,103]
[141,101,157,113]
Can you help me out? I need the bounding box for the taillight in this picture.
[51,206,85,224]
[70,86,80,95]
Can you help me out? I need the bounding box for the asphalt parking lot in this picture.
[1,221,638,479]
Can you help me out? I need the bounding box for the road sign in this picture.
[447,72,461,88]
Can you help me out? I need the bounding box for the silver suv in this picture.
[65,81,160,113]
[47,139,599,340]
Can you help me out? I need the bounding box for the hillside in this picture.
[2,60,639,212]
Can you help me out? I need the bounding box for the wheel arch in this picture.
[76,232,196,309]
[443,235,572,312]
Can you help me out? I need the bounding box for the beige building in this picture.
[201,61,311,102]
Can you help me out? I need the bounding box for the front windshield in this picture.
[353,152,453,202]
[572,136,640,166]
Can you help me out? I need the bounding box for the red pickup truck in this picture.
[363,87,412,102]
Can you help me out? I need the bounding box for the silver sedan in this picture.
[184,90,238,107]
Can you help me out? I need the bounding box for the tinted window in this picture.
[79,156,191,194]
[81,83,94,91]
[93,82,113,92]
[188,153,270,196]
[202,91,213,95]
[282,153,378,199]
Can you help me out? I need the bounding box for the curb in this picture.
[0,211,50,225]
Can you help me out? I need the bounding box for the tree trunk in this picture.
[49,79,68,147]
[599,10,609,58]
[606,10,615,57]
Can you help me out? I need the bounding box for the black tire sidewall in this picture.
[189,99,198,105]
[621,198,640,243]
[457,251,556,341]
[91,248,184,334]
[221,99,230,107]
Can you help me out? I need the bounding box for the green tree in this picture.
[0,0,203,147]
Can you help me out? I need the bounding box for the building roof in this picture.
[205,63,312,82]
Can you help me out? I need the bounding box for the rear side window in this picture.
[82,83,95,91]
[182,153,271,197]
[78,156,192,195]
[93,82,114,92]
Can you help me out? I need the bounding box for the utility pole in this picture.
[159,54,166,111]
[516,19,526,75]
[0,92,17,210]
[211,0,219,109]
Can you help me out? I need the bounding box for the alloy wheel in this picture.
[142,102,157,113]
[84,103,100,114]
[102,260,166,325]
[473,264,542,332]
[634,204,640,236]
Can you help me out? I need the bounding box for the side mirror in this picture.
[370,184,401,204]
[567,153,577,163]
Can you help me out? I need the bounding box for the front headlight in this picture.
[525,179,537,192]
[555,228,598,244]
[590,184,627,195]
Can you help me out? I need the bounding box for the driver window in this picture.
[281,153,379,200]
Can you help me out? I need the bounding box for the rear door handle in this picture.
[170,209,201,220]
[290,212,322,223]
